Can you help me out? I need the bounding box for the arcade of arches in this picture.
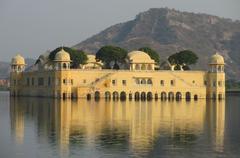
[86,91,224,101]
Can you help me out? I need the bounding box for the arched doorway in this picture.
[63,93,67,99]
[186,92,191,101]
[120,91,127,101]
[155,93,158,100]
[141,92,146,100]
[71,93,74,99]
[129,93,133,100]
[105,91,111,100]
[147,92,153,100]
[194,94,198,101]
[113,91,119,100]
[176,92,182,100]
[168,92,174,100]
[87,94,91,100]
[135,92,140,100]
[95,91,100,100]
[136,79,140,84]
[161,92,167,100]
[218,93,223,100]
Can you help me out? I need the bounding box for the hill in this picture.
[74,8,240,80]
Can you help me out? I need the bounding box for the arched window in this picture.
[147,79,152,85]
[141,79,146,84]
[147,64,152,70]
[63,79,67,84]
[141,64,146,70]
[63,63,67,69]
[218,66,222,72]
[135,64,140,70]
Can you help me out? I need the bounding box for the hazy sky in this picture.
[0,0,240,61]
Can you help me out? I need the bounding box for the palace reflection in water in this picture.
[10,98,226,157]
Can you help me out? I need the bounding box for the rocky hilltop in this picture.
[74,8,240,79]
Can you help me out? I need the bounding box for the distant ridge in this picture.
[74,8,240,80]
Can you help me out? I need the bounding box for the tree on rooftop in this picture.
[96,45,128,69]
[48,47,88,68]
[138,47,160,63]
[168,50,198,70]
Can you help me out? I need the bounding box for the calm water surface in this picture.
[0,91,240,158]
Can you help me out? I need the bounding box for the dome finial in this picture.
[210,52,224,65]
[11,54,26,65]
[54,47,71,62]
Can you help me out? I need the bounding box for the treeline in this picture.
[48,45,198,70]
[226,80,240,90]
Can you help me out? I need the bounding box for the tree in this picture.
[138,47,160,63]
[48,47,88,68]
[96,45,128,69]
[168,50,198,70]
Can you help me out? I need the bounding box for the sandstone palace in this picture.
[10,49,225,100]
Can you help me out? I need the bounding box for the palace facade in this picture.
[10,49,225,100]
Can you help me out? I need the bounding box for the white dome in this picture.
[210,52,224,65]
[54,49,71,62]
[128,51,154,63]
[11,54,25,65]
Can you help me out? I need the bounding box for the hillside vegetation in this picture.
[74,8,240,80]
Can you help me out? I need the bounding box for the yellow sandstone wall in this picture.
[10,69,212,99]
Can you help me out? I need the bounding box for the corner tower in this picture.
[53,48,72,99]
[207,52,225,99]
[10,54,26,96]
[11,54,26,72]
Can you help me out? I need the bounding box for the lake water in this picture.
[0,91,240,158]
